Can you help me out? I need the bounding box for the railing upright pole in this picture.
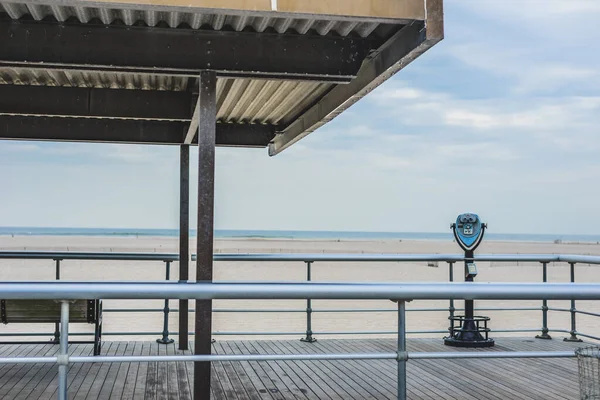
[58,300,70,400]
[536,262,551,339]
[53,259,61,344]
[301,261,316,343]
[397,300,407,400]
[565,262,582,342]
[157,261,174,344]
[448,262,455,321]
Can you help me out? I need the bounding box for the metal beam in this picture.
[184,101,200,144]
[178,145,190,351]
[0,115,276,147]
[194,70,217,400]
[1,282,600,301]
[0,19,380,82]
[269,3,444,155]
[0,115,186,144]
[0,85,192,120]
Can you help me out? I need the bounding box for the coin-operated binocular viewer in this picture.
[444,213,495,348]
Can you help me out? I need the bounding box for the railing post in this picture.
[157,261,175,344]
[58,300,70,400]
[53,259,61,344]
[448,262,455,321]
[301,261,317,343]
[536,262,551,339]
[565,262,582,342]
[397,300,407,400]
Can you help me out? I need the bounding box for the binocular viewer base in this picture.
[444,336,495,348]
[444,315,495,348]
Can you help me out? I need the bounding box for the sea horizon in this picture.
[0,226,599,244]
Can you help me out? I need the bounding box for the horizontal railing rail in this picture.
[2,281,600,300]
[206,253,600,264]
[0,350,577,365]
[0,281,596,400]
[2,250,600,343]
[0,251,178,261]
[2,250,600,264]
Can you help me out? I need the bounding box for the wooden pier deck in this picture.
[0,337,583,399]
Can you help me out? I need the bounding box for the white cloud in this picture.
[440,1,600,95]
[444,42,599,94]
[372,84,600,135]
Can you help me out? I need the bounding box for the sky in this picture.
[1,1,600,234]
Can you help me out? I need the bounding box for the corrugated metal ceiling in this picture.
[0,68,332,125]
[0,1,407,136]
[0,1,384,37]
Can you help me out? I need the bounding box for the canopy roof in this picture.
[0,0,443,155]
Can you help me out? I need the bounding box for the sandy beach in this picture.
[1,235,600,342]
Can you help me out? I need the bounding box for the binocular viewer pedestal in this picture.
[444,213,495,348]
[444,315,495,348]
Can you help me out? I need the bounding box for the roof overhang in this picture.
[0,0,443,154]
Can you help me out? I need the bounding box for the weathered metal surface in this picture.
[0,19,379,81]
[179,145,190,350]
[0,0,409,34]
[0,85,192,120]
[194,70,217,400]
[0,115,276,146]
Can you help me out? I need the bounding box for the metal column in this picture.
[194,70,217,400]
[157,261,174,344]
[179,145,190,351]
[53,259,61,344]
[448,262,455,321]
[565,262,582,342]
[536,262,551,339]
[301,261,317,343]
[397,300,407,400]
[58,301,70,400]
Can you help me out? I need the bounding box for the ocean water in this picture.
[0,226,599,243]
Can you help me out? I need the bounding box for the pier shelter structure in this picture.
[0,0,443,398]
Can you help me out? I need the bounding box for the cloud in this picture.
[371,84,600,135]
[442,42,599,95]
[437,1,600,95]
[0,141,175,166]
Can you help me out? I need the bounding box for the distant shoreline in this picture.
[1,227,599,244]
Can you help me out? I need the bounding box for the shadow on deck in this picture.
[0,337,584,399]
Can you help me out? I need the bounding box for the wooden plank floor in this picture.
[0,338,585,399]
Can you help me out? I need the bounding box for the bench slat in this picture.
[1,300,89,323]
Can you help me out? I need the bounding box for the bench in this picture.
[1,299,102,355]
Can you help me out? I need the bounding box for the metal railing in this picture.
[2,251,600,343]
[0,281,597,400]
[0,251,178,344]
[208,252,600,342]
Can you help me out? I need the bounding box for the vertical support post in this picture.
[301,261,317,343]
[397,300,407,400]
[464,250,474,321]
[194,70,217,400]
[53,259,61,344]
[536,262,551,339]
[179,145,190,351]
[448,262,455,321]
[157,261,174,344]
[565,262,582,342]
[58,300,69,400]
